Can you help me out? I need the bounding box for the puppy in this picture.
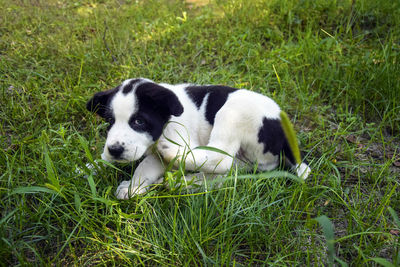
[86,78,311,199]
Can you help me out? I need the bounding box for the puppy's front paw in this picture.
[115,180,148,199]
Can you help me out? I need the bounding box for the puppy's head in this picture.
[87,78,183,162]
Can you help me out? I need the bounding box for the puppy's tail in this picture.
[280,111,311,179]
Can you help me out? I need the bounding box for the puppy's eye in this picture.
[133,119,144,125]
[129,117,146,130]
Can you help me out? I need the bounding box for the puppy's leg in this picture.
[185,148,236,173]
[115,153,165,199]
[186,108,243,174]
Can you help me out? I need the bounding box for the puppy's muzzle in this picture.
[107,144,124,158]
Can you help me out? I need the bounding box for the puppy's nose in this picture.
[108,144,124,158]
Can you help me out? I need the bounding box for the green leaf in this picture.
[334,256,349,267]
[280,111,301,164]
[0,209,17,225]
[44,147,60,188]
[44,183,66,199]
[194,146,233,158]
[10,186,58,195]
[388,207,400,228]
[87,174,97,198]
[92,197,117,206]
[315,215,335,266]
[77,134,93,162]
[370,258,395,267]
[74,193,81,213]
[206,170,304,186]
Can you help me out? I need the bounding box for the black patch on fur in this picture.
[122,79,141,94]
[134,82,184,141]
[185,85,209,108]
[257,118,295,164]
[86,86,119,118]
[185,85,236,125]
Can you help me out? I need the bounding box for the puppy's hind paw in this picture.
[294,163,311,180]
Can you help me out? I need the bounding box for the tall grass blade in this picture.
[280,111,301,164]
[74,193,81,213]
[315,215,335,266]
[0,209,17,225]
[369,258,395,267]
[87,174,97,198]
[388,207,400,228]
[44,147,60,188]
[77,134,94,162]
[194,146,233,158]
[9,186,58,195]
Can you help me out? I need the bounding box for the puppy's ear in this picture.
[137,83,184,117]
[86,87,118,118]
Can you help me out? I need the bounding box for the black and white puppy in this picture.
[86,78,311,199]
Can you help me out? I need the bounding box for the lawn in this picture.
[1,0,399,265]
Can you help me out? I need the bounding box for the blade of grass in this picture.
[314,215,335,266]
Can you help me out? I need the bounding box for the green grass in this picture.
[1,0,400,265]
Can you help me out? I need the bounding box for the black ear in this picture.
[136,83,184,117]
[86,87,118,118]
